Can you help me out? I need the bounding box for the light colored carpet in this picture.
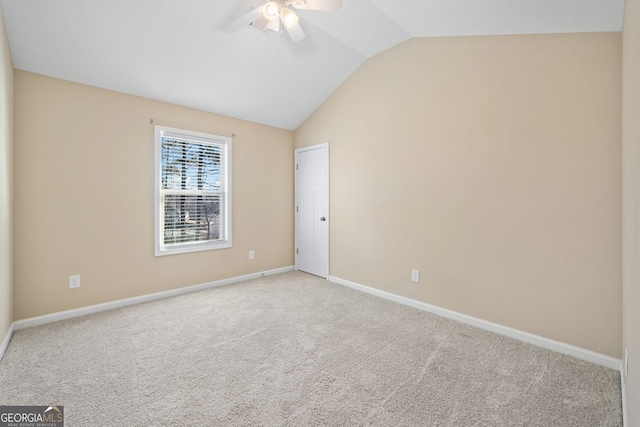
[0,271,622,426]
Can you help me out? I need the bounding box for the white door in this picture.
[295,143,329,278]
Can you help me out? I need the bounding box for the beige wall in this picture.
[623,0,640,422]
[295,33,622,357]
[0,7,13,341]
[13,71,293,320]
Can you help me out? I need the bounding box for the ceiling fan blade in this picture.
[250,16,270,33]
[266,16,280,32]
[284,21,306,41]
[289,0,342,11]
[232,7,264,28]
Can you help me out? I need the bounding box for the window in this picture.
[154,126,232,256]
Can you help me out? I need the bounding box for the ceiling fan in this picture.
[234,0,343,42]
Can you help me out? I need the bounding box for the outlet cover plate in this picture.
[69,275,81,289]
[411,269,420,282]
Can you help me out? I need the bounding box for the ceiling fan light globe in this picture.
[281,8,299,28]
[263,2,280,20]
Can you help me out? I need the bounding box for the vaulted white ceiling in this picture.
[0,0,625,130]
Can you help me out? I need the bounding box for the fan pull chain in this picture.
[277,17,281,51]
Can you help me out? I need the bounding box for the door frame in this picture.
[294,142,330,278]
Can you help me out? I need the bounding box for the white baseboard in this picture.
[0,322,15,362]
[621,367,628,427]
[328,275,621,371]
[14,266,294,331]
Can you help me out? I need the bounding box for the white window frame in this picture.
[154,125,232,256]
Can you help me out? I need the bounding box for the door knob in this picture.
[320,217,326,221]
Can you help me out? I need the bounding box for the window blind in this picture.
[159,134,228,249]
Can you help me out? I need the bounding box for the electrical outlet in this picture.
[69,275,81,289]
[249,250,255,260]
[411,269,420,282]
